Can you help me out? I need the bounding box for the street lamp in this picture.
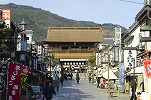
[19,19,27,65]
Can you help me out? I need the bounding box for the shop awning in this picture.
[102,69,118,80]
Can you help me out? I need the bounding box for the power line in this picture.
[120,0,144,4]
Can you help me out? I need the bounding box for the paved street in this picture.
[52,73,130,100]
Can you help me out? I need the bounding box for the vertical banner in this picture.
[119,63,125,86]
[7,63,22,100]
[20,66,30,87]
[142,58,151,78]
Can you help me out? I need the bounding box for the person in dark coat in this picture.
[64,72,67,80]
[130,79,137,100]
[60,75,64,85]
[88,74,91,83]
[43,81,56,100]
[97,77,100,88]
[70,72,73,80]
[76,72,80,84]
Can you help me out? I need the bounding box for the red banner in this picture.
[7,63,22,100]
[142,59,151,78]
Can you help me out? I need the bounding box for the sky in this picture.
[0,0,144,29]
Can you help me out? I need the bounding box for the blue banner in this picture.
[119,63,125,86]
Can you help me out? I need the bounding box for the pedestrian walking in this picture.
[88,73,91,83]
[42,81,56,100]
[125,80,130,93]
[64,72,67,80]
[97,77,100,88]
[84,70,87,79]
[40,81,44,91]
[76,72,80,84]
[70,72,73,80]
[100,77,105,89]
[60,75,64,85]
[130,78,137,100]
[56,75,60,91]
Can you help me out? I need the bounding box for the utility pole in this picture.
[97,53,99,79]
[19,19,27,65]
[108,53,110,93]
[133,58,136,100]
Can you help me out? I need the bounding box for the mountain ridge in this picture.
[0,3,127,42]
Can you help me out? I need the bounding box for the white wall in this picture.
[26,30,33,44]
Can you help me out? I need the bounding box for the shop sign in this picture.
[142,59,151,78]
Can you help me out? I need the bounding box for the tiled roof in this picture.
[43,27,103,42]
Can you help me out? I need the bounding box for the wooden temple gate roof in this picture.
[43,27,103,43]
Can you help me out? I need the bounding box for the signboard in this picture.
[32,86,40,93]
[0,61,7,92]
[16,34,22,51]
[2,9,10,28]
[0,60,7,100]
[8,63,22,100]
[124,49,137,68]
[96,53,101,65]
[145,42,151,52]
[114,27,121,45]
[142,58,151,78]
[2,9,10,20]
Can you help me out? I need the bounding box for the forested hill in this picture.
[0,3,127,42]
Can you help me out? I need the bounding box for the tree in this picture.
[87,43,99,68]
[0,20,16,59]
[92,43,99,52]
